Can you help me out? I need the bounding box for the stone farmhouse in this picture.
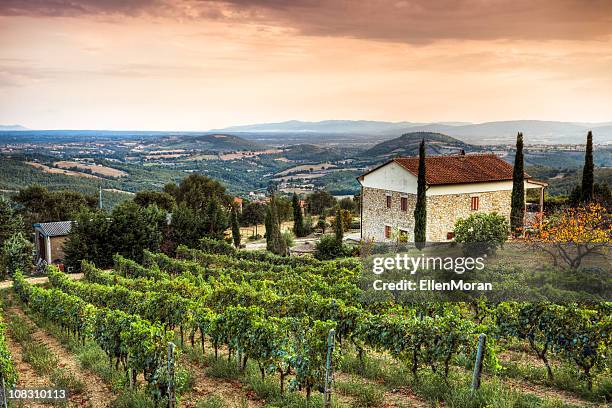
[357,153,547,242]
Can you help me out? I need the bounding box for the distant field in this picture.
[276,162,336,176]
[26,162,100,179]
[55,161,128,177]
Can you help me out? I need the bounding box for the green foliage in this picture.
[314,234,351,261]
[453,212,509,256]
[510,132,525,235]
[582,131,594,203]
[0,196,25,247]
[306,191,336,215]
[240,202,266,236]
[0,308,18,387]
[231,207,241,248]
[334,207,344,242]
[414,139,427,249]
[65,201,165,270]
[199,238,236,256]
[1,232,33,277]
[133,190,176,211]
[496,302,612,391]
[292,193,307,237]
[13,184,97,224]
[166,173,230,211]
[266,195,288,256]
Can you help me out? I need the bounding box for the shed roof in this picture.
[33,221,72,237]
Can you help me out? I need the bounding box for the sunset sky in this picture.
[1,0,611,130]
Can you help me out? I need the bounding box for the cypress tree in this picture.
[334,207,344,243]
[231,207,241,248]
[266,195,288,256]
[413,139,427,249]
[292,193,305,237]
[581,131,594,203]
[510,132,525,235]
[264,204,272,247]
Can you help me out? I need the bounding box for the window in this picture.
[447,231,455,240]
[471,196,479,211]
[386,194,392,208]
[400,196,408,212]
[384,225,391,239]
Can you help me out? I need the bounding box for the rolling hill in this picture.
[167,133,263,151]
[213,120,612,145]
[361,132,474,158]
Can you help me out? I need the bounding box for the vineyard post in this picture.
[324,329,336,408]
[1,375,7,408]
[167,342,176,408]
[471,333,487,392]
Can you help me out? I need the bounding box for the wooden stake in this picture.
[324,329,336,408]
[471,333,487,392]
[167,342,176,408]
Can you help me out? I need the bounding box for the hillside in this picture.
[169,133,263,151]
[213,120,612,145]
[361,131,473,158]
[280,144,346,161]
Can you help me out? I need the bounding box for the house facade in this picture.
[358,154,546,242]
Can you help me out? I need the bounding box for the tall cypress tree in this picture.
[266,195,288,256]
[231,207,241,248]
[334,207,344,243]
[581,131,594,203]
[510,132,525,235]
[413,139,427,249]
[292,193,305,237]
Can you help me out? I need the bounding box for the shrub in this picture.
[453,212,509,256]
[199,238,236,255]
[314,235,352,260]
[282,231,295,248]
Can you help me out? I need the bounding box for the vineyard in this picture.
[0,242,610,407]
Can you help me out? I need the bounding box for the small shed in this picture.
[33,221,72,264]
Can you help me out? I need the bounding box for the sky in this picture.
[1,0,612,130]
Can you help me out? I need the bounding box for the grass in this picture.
[204,354,243,380]
[335,377,385,407]
[50,368,86,394]
[21,339,58,375]
[109,390,156,408]
[499,353,612,403]
[196,394,228,408]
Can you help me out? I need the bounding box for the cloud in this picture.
[2,0,612,43]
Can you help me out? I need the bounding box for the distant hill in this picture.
[281,144,346,161]
[171,133,263,151]
[0,125,28,130]
[362,132,473,158]
[213,120,612,145]
[214,120,426,134]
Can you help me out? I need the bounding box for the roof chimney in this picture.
[460,149,466,156]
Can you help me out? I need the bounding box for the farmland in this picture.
[1,242,610,407]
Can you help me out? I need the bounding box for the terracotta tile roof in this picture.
[392,154,529,185]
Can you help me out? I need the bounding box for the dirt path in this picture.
[501,378,599,407]
[3,326,51,408]
[178,353,264,408]
[8,302,111,408]
[335,372,429,408]
[0,273,83,289]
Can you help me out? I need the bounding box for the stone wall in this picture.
[362,186,511,242]
[426,190,512,241]
[361,186,416,241]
